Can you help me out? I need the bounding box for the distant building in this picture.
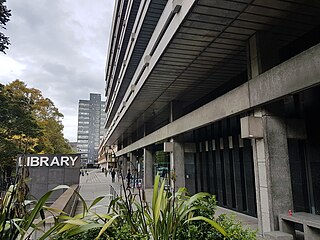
[77,93,106,165]
[69,141,78,152]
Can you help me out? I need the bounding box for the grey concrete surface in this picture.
[75,169,122,215]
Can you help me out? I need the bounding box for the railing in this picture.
[109,184,122,200]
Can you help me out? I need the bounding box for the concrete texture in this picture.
[27,154,81,202]
[264,115,293,231]
[170,140,185,190]
[143,147,153,188]
[116,42,320,157]
[75,169,117,215]
[264,231,293,240]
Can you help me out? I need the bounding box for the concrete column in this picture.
[169,139,185,190]
[248,32,292,234]
[252,108,293,234]
[168,101,185,190]
[122,155,128,177]
[144,147,153,188]
[129,153,136,171]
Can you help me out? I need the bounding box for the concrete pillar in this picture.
[248,32,292,234]
[252,108,293,233]
[169,139,185,190]
[122,155,128,177]
[168,101,185,190]
[129,152,136,171]
[144,147,153,188]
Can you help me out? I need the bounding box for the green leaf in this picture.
[154,179,165,226]
[95,214,119,239]
[88,196,105,210]
[64,219,88,226]
[66,223,102,237]
[39,222,64,240]
[186,216,227,236]
[152,175,160,209]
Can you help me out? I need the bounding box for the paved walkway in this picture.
[76,169,258,233]
[75,169,122,215]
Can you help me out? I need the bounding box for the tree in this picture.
[0,80,73,183]
[0,0,11,54]
[4,80,73,154]
[0,83,41,184]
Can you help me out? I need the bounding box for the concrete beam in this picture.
[116,43,320,156]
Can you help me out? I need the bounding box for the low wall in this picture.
[30,184,80,239]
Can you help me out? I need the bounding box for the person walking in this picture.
[111,169,116,183]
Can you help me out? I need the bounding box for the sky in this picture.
[0,0,115,142]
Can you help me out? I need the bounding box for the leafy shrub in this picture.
[216,214,257,240]
[176,195,257,240]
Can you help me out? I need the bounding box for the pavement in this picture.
[76,169,258,232]
[75,169,122,215]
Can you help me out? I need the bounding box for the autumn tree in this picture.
[0,83,41,183]
[0,80,73,183]
[0,0,11,53]
[4,80,73,154]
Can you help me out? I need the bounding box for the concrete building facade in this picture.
[77,93,106,165]
[100,0,320,236]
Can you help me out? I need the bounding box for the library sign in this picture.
[18,154,79,167]
[17,154,81,202]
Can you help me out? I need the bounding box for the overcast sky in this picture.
[0,0,114,142]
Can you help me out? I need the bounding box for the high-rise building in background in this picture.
[77,93,106,165]
[68,141,78,152]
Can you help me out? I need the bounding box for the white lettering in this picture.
[60,156,69,166]
[40,156,49,167]
[17,155,80,167]
[50,157,60,166]
[70,156,78,166]
[30,156,40,167]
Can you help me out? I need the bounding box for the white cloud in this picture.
[0,55,26,78]
[0,0,114,141]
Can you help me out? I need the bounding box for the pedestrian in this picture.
[126,169,132,189]
[111,169,116,183]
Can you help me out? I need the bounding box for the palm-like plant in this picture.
[107,175,226,240]
[27,175,226,240]
[0,176,69,240]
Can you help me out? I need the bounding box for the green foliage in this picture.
[216,214,257,240]
[0,0,11,53]
[54,225,147,240]
[174,194,257,240]
[0,173,70,240]
[0,80,72,182]
[37,175,226,239]
[0,174,257,240]
[4,80,72,153]
[0,83,42,180]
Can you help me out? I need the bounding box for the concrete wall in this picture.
[23,154,81,202]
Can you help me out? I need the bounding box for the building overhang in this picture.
[105,0,320,146]
[116,42,320,156]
